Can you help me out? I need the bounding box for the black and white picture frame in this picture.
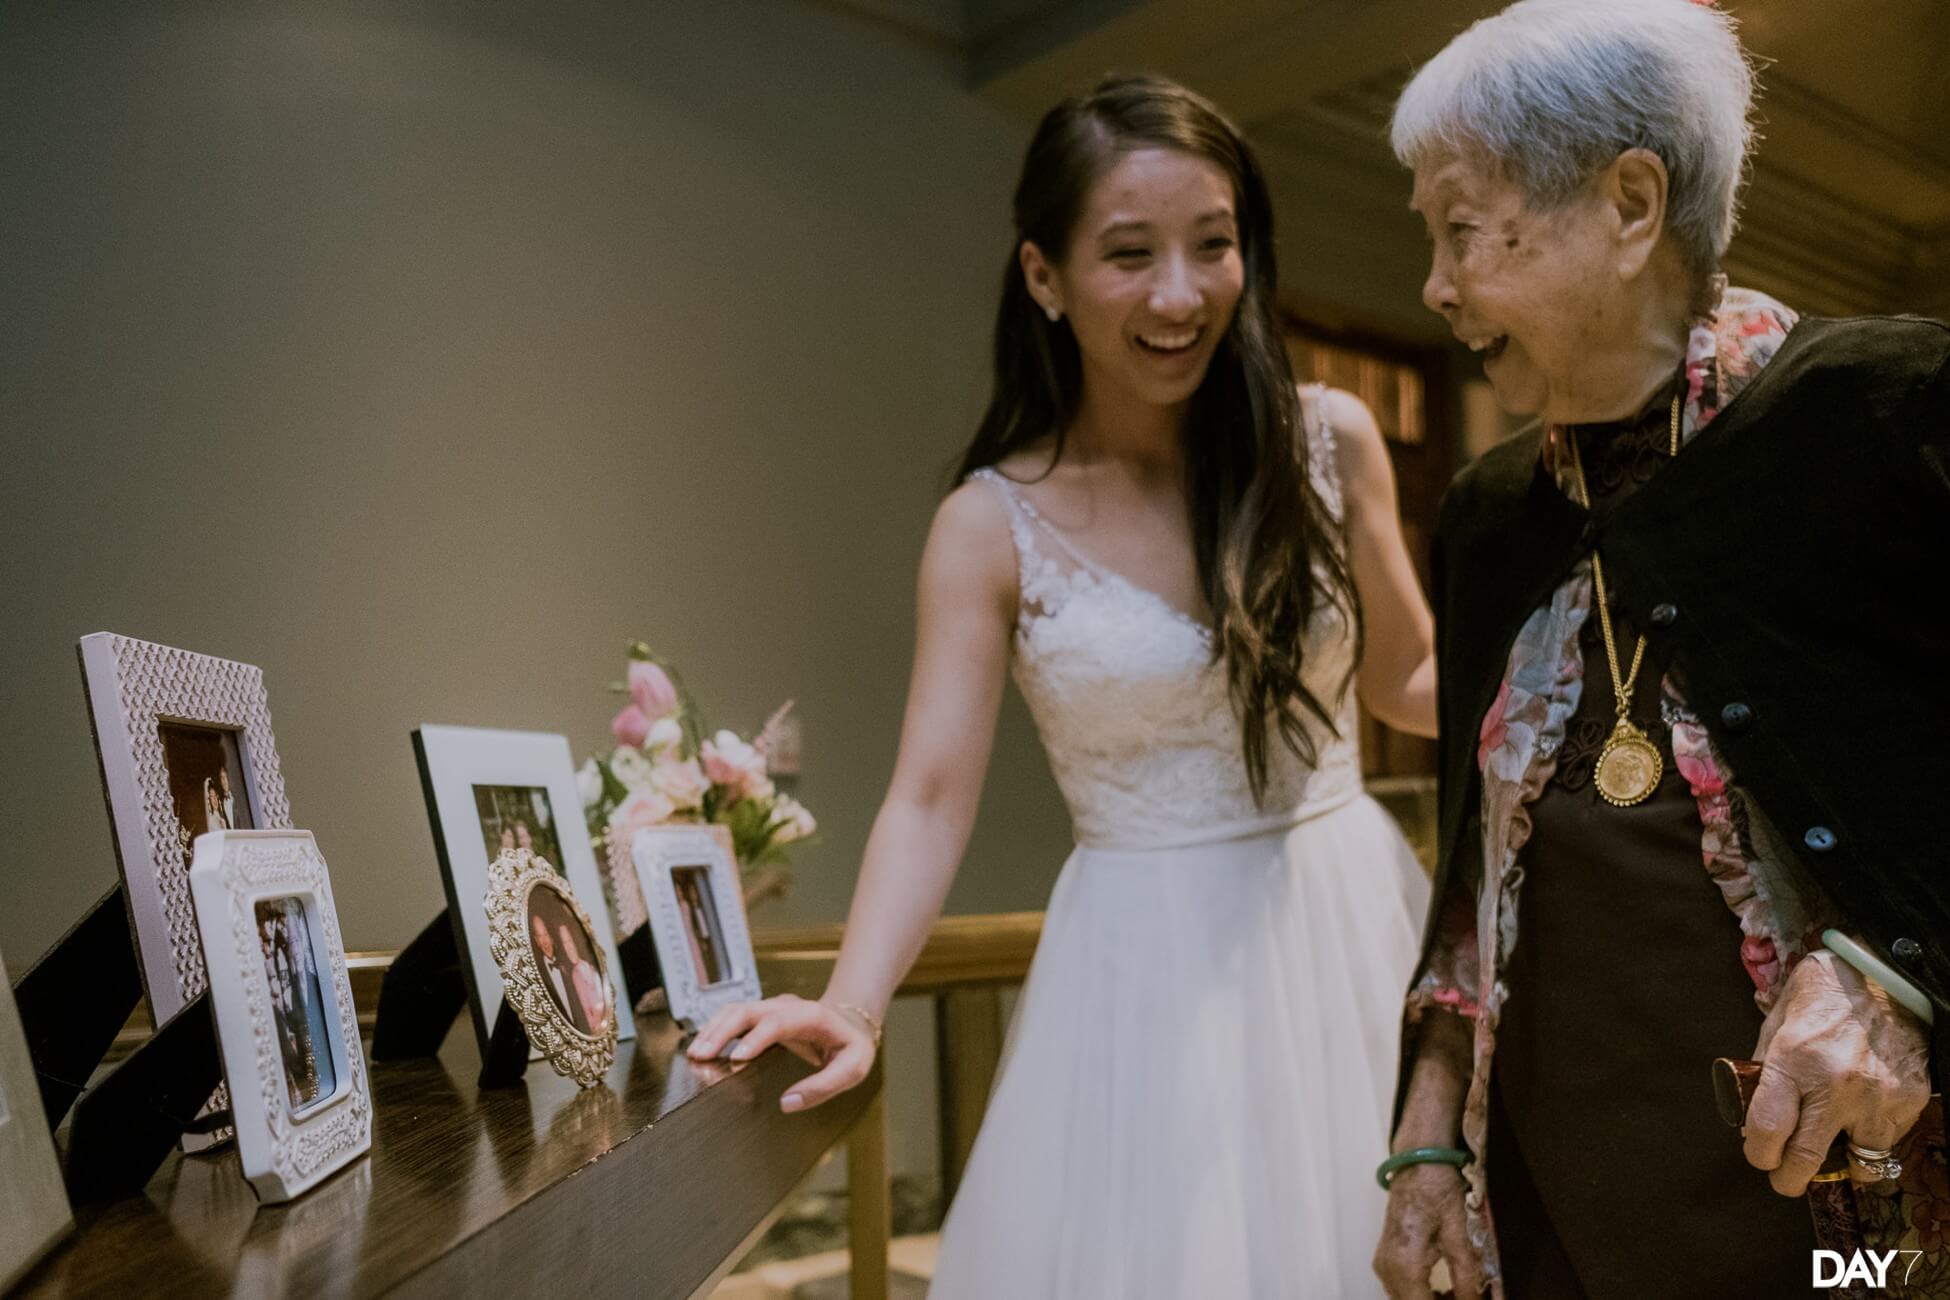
[188,830,370,1203]
[631,824,760,1028]
[0,940,71,1290]
[79,631,292,1148]
[413,725,634,1055]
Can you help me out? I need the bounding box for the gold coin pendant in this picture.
[1594,719,1662,807]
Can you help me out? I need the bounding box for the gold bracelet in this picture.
[830,1001,884,1046]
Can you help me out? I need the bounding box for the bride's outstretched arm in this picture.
[687,481,1019,1110]
[1319,387,1437,739]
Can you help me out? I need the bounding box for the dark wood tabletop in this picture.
[14,1014,876,1299]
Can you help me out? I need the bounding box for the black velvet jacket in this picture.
[1412,314,1950,1100]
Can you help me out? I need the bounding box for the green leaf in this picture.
[598,757,631,806]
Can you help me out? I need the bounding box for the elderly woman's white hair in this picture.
[1391,0,1756,279]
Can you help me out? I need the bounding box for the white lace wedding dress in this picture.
[929,408,1430,1299]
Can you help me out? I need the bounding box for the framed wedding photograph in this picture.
[79,631,293,1148]
[1,940,71,1291]
[483,849,618,1088]
[631,824,760,1027]
[187,830,370,1204]
[413,725,635,1056]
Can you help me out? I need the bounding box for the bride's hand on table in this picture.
[686,994,880,1112]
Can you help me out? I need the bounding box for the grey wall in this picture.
[1,0,1074,952]
[1261,141,1453,346]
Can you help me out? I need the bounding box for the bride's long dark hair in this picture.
[955,72,1359,800]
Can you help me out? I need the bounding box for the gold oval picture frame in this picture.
[483,849,618,1087]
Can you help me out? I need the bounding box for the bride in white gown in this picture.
[691,73,1434,1298]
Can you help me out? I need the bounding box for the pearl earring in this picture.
[1044,303,1061,323]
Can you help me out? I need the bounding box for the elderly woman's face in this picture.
[1411,153,1622,420]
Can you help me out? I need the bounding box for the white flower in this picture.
[575,758,603,807]
[768,793,817,844]
[646,716,684,755]
[653,755,710,811]
[702,730,774,801]
[609,745,654,791]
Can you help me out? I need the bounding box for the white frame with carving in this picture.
[188,830,370,1203]
[631,824,760,1028]
[413,725,634,1055]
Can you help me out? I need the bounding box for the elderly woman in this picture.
[1370,2,1949,1296]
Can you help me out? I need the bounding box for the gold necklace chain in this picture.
[1562,392,1681,806]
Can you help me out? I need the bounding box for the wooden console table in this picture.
[15,1014,888,1300]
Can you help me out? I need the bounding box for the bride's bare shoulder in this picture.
[913,484,1015,627]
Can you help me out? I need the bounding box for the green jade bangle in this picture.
[1376,1146,1471,1191]
[1823,929,1935,1026]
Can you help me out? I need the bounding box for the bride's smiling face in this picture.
[1021,148,1245,411]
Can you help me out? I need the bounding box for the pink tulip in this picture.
[628,661,680,722]
[611,703,651,747]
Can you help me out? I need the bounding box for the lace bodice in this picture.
[972,391,1363,850]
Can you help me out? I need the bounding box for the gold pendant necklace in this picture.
[1565,393,1681,808]
[1594,716,1663,807]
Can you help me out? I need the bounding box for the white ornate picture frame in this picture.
[187,830,370,1203]
[79,631,292,1148]
[631,824,760,1028]
[483,850,619,1088]
[412,725,634,1055]
[0,939,70,1291]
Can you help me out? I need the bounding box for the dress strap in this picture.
[1301,382,1346,521]
[969,467,1026,533]
[967,467,1082,622]
[970,468,1109,577]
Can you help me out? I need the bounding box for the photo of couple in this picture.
[254,894,338,1115]
[525,882,611,1038]
[159,722,253,865]
[672,866,731,990]
[472,784,566,871]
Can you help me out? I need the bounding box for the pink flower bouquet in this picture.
[579,642,816,906]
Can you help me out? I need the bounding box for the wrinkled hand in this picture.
[1743,949,1932,1194]
[685,994,878,1113]
[1374,1162,1485,1299]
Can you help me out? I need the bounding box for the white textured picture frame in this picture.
[631,824,760,1028]
[78,631,292,1149]
[187,830,370,1203]
[413,725,635,1054]
[79,632,291,1021]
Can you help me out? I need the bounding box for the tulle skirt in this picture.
[927,794,1431,1299]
